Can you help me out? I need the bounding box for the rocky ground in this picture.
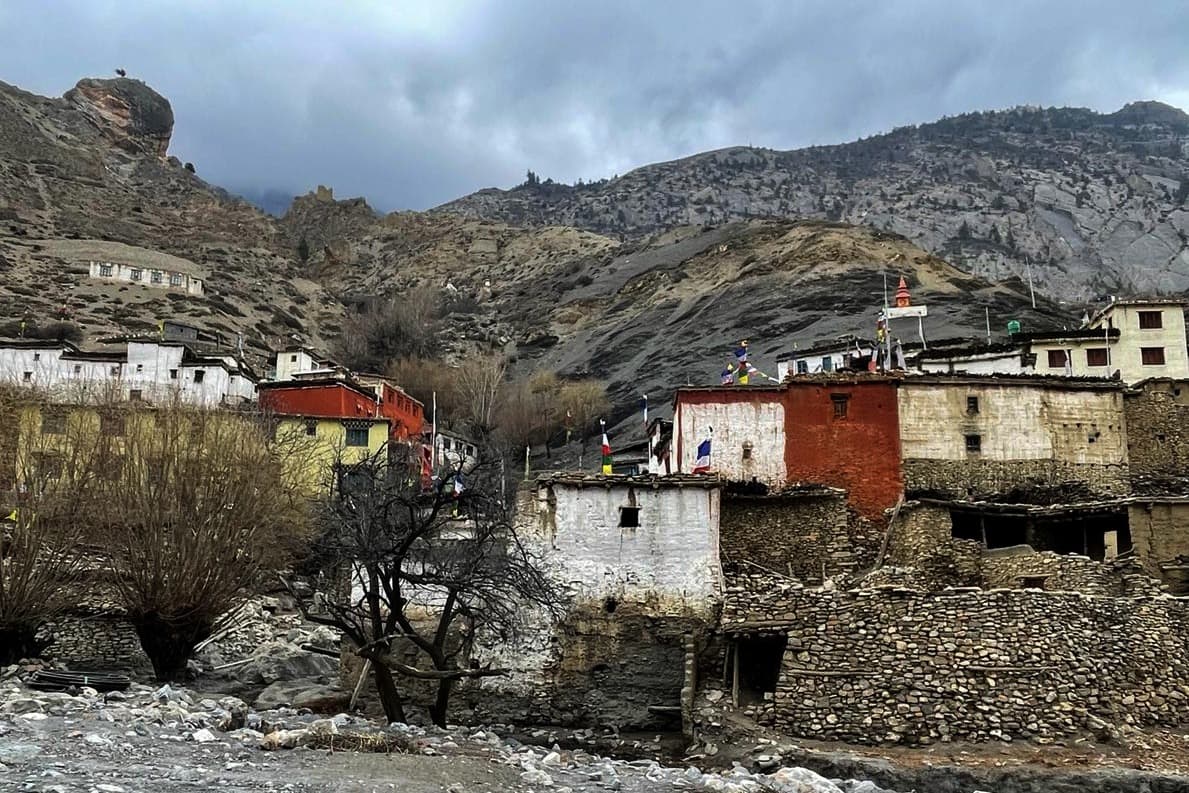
[0,677,897,793]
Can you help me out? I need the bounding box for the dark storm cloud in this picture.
[1,1,1187,211]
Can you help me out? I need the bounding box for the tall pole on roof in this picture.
[431,390,437,470]
[985,307,991,343]
[882,270,891,372]
[1025,256,1036,308]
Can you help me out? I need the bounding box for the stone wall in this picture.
[898,379,1129,500]
[45,612,151,674]
[1128,501,1189,586]
[723,579,1189,745]
[980,548,1153,596]
[719,490,860,582]
[902,458,1130,501]
[476,478,720,730]
[1125,379,1189,492]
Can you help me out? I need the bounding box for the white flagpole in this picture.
[431,390,438,470]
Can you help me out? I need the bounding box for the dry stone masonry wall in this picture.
[723,578,1189,745]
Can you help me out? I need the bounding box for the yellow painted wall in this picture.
[274,416,390,495]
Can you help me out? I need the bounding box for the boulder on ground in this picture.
[254,678,349,712]
[239,641,338,685]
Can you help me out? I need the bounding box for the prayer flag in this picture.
[734,340,749,365]
[721,364,735,385]
[692,428,713,474]
[600,419,612,475]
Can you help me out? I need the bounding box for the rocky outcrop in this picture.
[63,77,173,157]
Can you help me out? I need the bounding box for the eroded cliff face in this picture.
[64,77,173,157]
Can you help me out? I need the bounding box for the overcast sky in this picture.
[2,1,1187,212]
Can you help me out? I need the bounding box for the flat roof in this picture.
[1012,327,1121,342]
[901,372,1124,389]
[536,472,721,489]
[258,376,378,402]
[1090,297,1189,326]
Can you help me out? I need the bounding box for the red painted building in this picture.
[357,374,426,442]
[259,374,425,443]
[259,378,380,419]
[673,375,902,520]
[783,377,902,520]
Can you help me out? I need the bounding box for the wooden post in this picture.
[349,659,371,711]
[731,641,741,708]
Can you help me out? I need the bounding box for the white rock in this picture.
[191,728,217,743]
[83,733,111,746]
[541,751,562,766]
[520,768,554,786]
[95,785,126,793]
[307,718,338,737]
[764,766,844,793]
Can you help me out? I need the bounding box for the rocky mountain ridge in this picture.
[438,101,1189,300]
[0,75,1082,429]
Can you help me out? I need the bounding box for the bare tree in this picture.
[559,380,611,449]
[456,352,507,432]
[496,374,609,455]
[94,404,311,681]
[0,392,106,664]
[289,450,560,726]
[335,288,442,373]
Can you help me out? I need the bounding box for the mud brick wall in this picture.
[902,458,1130,501]
[1127,501,1189,582]
[1125,381,1189,492]
[724,583,1189,746]
[720,491,860,582]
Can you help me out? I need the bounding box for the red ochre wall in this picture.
[260,383,377,419]
[783,380,903,520]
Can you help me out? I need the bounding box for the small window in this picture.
[22,371,31,382]
[1047,349,1067,368]
[967,396,980,414]
[821,356,833,372]
[110,365,120,376]
[100,414,125,437]
[305,420,318,437]
[741,441,753,460]
[1086,348,1109,367]
[150,270,163,284]
[169,369,178,380]
[129,268,142,281]
[169,272,183,287]
[193,370,205,383]
[129,389,143,401]
[1020,576,1047,590]
[1139,311,1163,329]
[442,438,452,451]
[831,393,849,419]
[32,352,40,361]
[618,506,640,528]
[467,445,476,456]
[965,434,981,453]
[41,412,65,435]
[73,364,81,374]
[99,263,113,277]
[1141,347,1166,365]
[345,427,370,447]
[290,354,298,363]
[135,364,144,373]
[796,361,808,374]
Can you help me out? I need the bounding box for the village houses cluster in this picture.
[6,278,1189,748]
